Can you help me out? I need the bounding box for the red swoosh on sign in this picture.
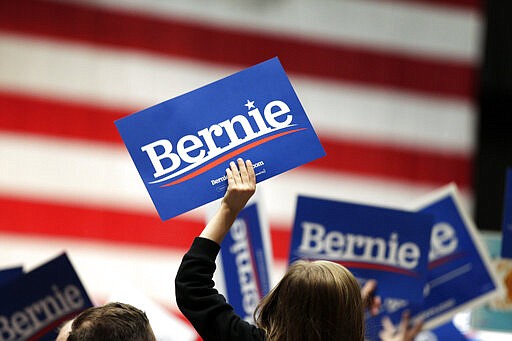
[335,261,420,277]
[160,128,307,187]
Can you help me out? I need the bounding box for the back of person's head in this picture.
[255,260,364,341]
[67,302,156,341]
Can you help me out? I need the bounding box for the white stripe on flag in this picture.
[0,33,475,154]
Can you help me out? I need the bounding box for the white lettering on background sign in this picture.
[428,222,458,262]
[229,219,260,321]
[0,285,85,341]
[298,222,421,270]
[298,221,460,270]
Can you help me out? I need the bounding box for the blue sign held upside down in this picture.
[218,202,272,323]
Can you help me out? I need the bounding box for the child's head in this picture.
[255,260,364,341]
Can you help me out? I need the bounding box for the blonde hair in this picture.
[255,260,364,341]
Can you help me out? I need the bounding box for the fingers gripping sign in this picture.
[223,158,256,214]
[200,158,256,244]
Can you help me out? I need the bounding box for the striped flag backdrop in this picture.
[0,0,481,332]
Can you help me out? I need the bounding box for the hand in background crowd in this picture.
[379,311,423,341]
[361,279,382,316]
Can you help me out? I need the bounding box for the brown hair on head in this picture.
[67,302,156,341]
[255,260,364,341]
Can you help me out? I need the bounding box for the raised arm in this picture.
[200,158,256,244]
[175,158,263,341]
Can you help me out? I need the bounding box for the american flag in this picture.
[0,0,481,337]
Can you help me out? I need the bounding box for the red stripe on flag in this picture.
[271,229,292,260]
[308,137,472,189]
[0,91,128,144]
[0,91,471,188]
[0,0,475,99]
[0,196,292,260]
[0,196,203,250]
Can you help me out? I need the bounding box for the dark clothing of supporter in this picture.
[175,237,266,341]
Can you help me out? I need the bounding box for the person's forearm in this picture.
[199,159,255,245]
[199,202,240,245]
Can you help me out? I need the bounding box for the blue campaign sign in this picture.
[115,57,325,220]
[0,253,93,341]
[218,202,272,322]
[366,184,501,339]
[288,195,433,303]
[0,266,23,287]
[501,168,512,258]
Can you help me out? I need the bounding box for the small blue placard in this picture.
[501,168,512,259]
[288,195,433,303]
[0,253,94,341]
[366,184,501,340]
[0,266,23,288]
[219,202,272,322]
[115,57,325,220]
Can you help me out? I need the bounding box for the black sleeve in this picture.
[175,237,265,341]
